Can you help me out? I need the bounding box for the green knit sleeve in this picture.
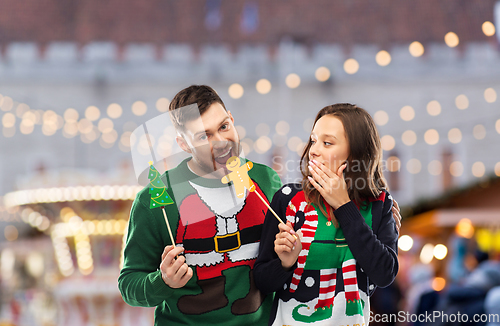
[118,190,176,307]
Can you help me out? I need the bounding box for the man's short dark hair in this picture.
[169,85,227,132]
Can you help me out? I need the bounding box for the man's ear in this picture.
[227,110,235,124]
[176,136,192,154]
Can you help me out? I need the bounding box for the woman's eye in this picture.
[199,134,208,141]
[310,139,316,144]
[220,124,229,131]
[324,142,332,146]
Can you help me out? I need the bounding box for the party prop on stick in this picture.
[221,156,286,226]
[148,161,176,245]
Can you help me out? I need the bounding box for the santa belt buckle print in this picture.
[214,231,241,253]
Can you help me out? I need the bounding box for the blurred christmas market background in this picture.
[0,1,500,325]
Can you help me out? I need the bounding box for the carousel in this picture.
[1,167,155,326]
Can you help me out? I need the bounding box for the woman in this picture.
[254,103,399,326]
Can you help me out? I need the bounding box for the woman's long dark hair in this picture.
[300,103,387,225]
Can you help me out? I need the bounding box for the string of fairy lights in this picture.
[1,28,498,198]
[0,21,498,279]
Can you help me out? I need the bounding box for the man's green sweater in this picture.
[118,158,282,325]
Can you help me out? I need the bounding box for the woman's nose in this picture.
[309,142,320,157]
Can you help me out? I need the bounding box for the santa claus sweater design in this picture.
[119,158,282,326]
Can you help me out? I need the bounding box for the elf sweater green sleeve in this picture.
[118,189,179,307]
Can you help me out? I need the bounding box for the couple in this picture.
[118,85,400,326]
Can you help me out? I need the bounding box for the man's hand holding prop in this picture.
[148,161,193,287]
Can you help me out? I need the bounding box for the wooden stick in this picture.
[161,207,176,246]
[254,190,284,224]
[254,191,297,240]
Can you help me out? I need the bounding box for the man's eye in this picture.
[220,124,229,131]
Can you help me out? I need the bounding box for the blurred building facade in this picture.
[0,1,500,325]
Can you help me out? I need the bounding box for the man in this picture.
[118,85,402,325]
[119,85,283,325]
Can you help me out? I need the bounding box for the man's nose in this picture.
[211,133,227,148]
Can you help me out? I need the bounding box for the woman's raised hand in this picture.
[274,221,302,270]
[307,160,350,210]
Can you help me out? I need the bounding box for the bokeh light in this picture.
[482,21,496,36]
[254,136,272,154]
[16,103,30,118]
[401,130,417,146]
[409,41,425,57]
[455,94,469,110]
[448,128,462,144]
[288,136,303,152]
[2,113,16,128]
[473,124,486,140]
[424,129,439,145]
[427,100,441,116]
[428,160,443,176]
[0,96,14,111]
[85,106,101,121]
[444,32,459,47]
[156,98,170,112]
[484,88,497,103]
[98,118,114,133]
[344,58,359,74]
[132,101,147,116]
[456,218,474,238]
[235,125,246,139]
[78,119,93,134]
[228,84,244,99]
[407,158,422,174]
[107,103,123,119]
[374,110,389,126]
[400,106,415,121]
[285,74,301,89]
[420,243,434,264]
[386,156,401,172]
[381,135,395,151]
[4,226,18,241]
[433,244,448,260]
[256,79,272,94]
[315,67,331,82]
[64,108,79,122]
[303,118,314,132]
[432,277,446,291]
[375,50,391,66]
[472,161,485,178]
[255,123,270,137]
[450,161,464,177]
[398,235,414,251]
[275,121,290,135]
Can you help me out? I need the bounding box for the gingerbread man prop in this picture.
[221,157,291,228]
[221,156,256,198]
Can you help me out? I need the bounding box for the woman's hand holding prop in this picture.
[274,221,303,270]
